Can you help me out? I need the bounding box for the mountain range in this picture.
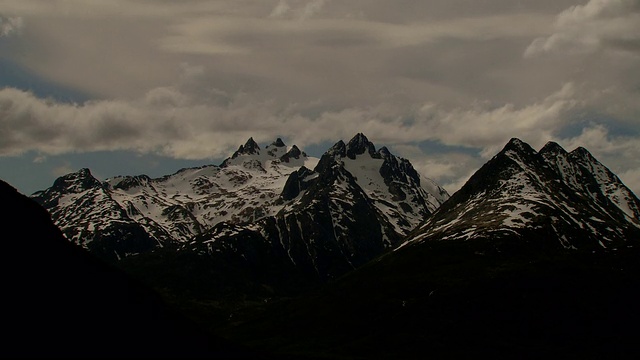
[32,133,449,285]
[22,134,640,357]
[218,138,640,358]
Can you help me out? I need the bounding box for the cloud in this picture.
[0,84,639,197]
[300,0,328,20]
[410,83,581,156]
[391,144,483,193]
[0,81,583,158]
[1,0,639,196]
[52,162,74,177]
[267,0,328,20]
[269,0,291,18]
[525,0,640,57]
[0,15,23,37]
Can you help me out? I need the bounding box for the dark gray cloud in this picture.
[0,0,639,194]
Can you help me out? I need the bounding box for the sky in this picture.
[0,0,639,196]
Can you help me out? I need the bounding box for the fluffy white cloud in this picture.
[391,144,483,193]
[0,15,23,37]
[525,0,640,57]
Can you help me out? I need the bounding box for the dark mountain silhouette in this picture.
[0,180,254,358]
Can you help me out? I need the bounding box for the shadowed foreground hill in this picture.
[222,229,640,359]
[0,180,252,358]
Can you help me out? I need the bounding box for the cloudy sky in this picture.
[1,0,639,196]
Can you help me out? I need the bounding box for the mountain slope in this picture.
[189,133,449,282]
[406,138,640,251]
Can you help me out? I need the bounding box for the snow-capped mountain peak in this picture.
[539,141,568,157]
[50,168,103,194]
[283,134,449,243]
[33,137,321,260]
[32,132,449,283]
[237,137,261,156]
[345,133,378,160]
[406,138,640,250]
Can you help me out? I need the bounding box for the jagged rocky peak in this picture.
[109,174,152,191]
[50,168,103,194]
[317,134,381,171]
[272,138,286,148]
[267,138,287,157]
[346,133,378,159]
[328,140,347,157]
[539,141,568,156]
[495,138,545,170]
[232,137,261,158]
[570,146,597,163]
[280,144,305,163]
[281,166,315,200]
[378,146,392,159]
[502,137,537,156]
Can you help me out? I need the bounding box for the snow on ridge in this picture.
[95,139,322,242]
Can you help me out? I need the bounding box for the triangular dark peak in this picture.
[539,141,568,156]
[315,140,346,173]
[230,137,261,159]
[111,175,152,191]
[502,137,535,154]
[241,137,261,154]
[272,138,286,147]
[345,133,377,159]
[492,138,541,166]
[328,140,347,157]
[377,146,392,159]
[280,145,303,163]
[569,146,597,162]
[50,168,103,194]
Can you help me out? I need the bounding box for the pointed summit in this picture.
[221,137,264,167]
[539,141,568,156]
[539,141,570,174]
[377,146,392,160]
[51,168,103,194]
[240,137,261,155]
[346,133,377,159]
[280,145,304,163]
[497,138,541,167]
[408,137,640,251]
[228,137,261,161]
[502,138,535,154]
[569,146,596,162]
[272,138,286,148]
[327,140,347,157]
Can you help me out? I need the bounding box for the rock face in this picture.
[405,138,640,251]
[31,138,318,261]
[32,134,448,283]
[187,133,449,282]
